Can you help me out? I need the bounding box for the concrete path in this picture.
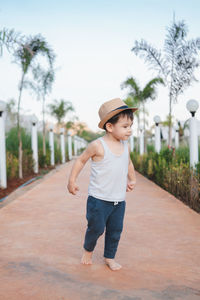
[0,160,200,300]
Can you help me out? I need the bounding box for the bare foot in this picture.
[104,258,122,271]
[81,250,93,265]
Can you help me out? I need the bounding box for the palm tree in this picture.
[75,123,86,136]
[14,35,55,178]
[123,95,140,152]
[162,115,175,127]
[25,65,55,156]
[132,19,200,147]
[0,28,24,55]
[6,99,17,126]
[177,119,189,144]
[48,99,74,126]
[121,76,164,152]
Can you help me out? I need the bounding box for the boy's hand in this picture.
[67,181,79,195]
[126,181,136,192]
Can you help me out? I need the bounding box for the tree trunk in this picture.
[18,130,23,179]
[168,94,172,148]
[42,96,46,156]
[168,44,175,149]
[143,103,147,153]
[17,73,25,179]
[137,114,140,153]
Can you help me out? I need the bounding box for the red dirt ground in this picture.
[0,167,55,200]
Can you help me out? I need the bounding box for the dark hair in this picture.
[103,109,134,131]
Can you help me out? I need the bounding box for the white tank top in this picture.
[88,137,129,202]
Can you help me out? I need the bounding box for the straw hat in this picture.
[98,98,138,129]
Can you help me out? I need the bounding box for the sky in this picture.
[0,0,200,133]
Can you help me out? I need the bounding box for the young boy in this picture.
[67,98,138,271]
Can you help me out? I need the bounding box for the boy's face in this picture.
[107,115,133,140]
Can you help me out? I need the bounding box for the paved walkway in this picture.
[0,160,200,300]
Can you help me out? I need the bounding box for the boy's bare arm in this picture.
[67,141,97,195]
[128,159,136,183]
[126,145,136,192]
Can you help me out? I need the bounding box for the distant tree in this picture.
[65,121,76,133]
[0,28,24,55]
[65,115,79,133]
[75,123,85,136]
[79,129,103,142]
[14,35,55,178]
[161,115,175,127]
[177,119,189,143]
[6,99,17,126]
[123,95,140,152]
[25,65,55,156]
[70,121,102,142]
[48,99,74,125]
[0,29,22,130]
[132,19,200,147]
[121,76,164,152]
[1,29,55,177]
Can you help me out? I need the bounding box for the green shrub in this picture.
[6,128,19,157]
[54,140,62,164]
[6,151,18,179]
[175,147,189,164]
[147,144,155,153]
[45,148,51,166]
[6,127,32,157]
[131,146,200,213]
[38,150,46,168]
[159,146,174,165]
[22,149,34,176]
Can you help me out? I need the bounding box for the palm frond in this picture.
[14,34,55,73]
[132,39,168,78]
[32,65,55,96]
[142,77,164,101]
[48,99,75,124]
[0,28,24,55]
[121,77,140,96]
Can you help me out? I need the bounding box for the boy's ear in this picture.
[105,122,113,132]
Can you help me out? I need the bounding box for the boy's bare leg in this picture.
[81,249,93,264]
[104,258,122,271]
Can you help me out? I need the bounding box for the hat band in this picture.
[111,105,129,112]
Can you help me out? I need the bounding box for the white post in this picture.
[67,131,72,160]
[0,101,7,189]
[155,125,161,153]
[186,99,199,169]
[77,136,80,154]
[81,138,84,149]
[31,115,38,174]
[154,115,161,153]
[175,125,179,149]
[129,135,134,152]
[189,117,198,168]
[139,127,144,155]
[60,128,66,164]
[49,125,55,166]
[74,135,78,156]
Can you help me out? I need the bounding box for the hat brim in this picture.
[98,107,138,129]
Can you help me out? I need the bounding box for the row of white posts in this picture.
[33,122,87,174]
[136,99,199,169]
[33,121,87,174]
[0,101,87,189]
[0,99,199,188]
